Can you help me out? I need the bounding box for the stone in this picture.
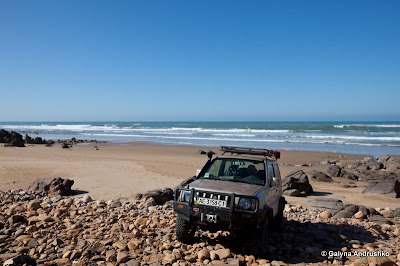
[163,253,176,264]
[70,250,81,260]
[112,241,127,251]
[326,165,342,177]
[308,170,333,182]
[354,211,365,219]
[27,177,74,196]
[282,170,313,196]
[215,248,231,259]
[332,210,353,219]
[319,210,332,219]
[81,195,92,203]
[62,143,69,148]
[27,201,41,211]
[106,250,117,262]
[283,189,301,197]
[142,188,174,205]
[307,198,343,210]
[362,179,400,198]
[117,252,129,263]
[198,248,210,261]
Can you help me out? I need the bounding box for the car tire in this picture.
[272,197,285,231]
[175,214,195,244]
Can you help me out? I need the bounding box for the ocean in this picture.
[1,121,400,157]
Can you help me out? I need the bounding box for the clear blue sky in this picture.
[1,0,399,121]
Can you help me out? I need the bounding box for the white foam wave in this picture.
[334,124,400,128]
[307,135,400,141]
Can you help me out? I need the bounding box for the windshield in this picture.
[200,158,266,186]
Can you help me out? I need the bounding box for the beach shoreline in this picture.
[1,141,398,209]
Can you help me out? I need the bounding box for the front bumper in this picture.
[173,189,268,229]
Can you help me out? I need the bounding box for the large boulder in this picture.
[27,178,74,196]
[362,179,400,198]
[137,188,174,205]
[308,170,333,182]
[0,129,25,147]
[282,170,313,196]
[32,137,47,144]
[307,198,344,210]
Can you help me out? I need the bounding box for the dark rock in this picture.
[326,165,342,177]
[332,210,353,219]
[141,188,174,205]
[27,177,74,196]
[393,208,400,217]
[362,179,400,198]
[283,189,301,197]
[32,136,46,144]
[308,170,333,182]
[47,140,55,145]
[307,198,344,210]
[0,129,25,147]
[24,134,32,144]
[282,170,313,196]
[61,143,69,149]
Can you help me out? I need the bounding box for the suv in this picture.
[173,146,285,252]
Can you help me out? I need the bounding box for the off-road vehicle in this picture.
[173,146,285,252]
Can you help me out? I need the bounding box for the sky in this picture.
[0,0,399,121]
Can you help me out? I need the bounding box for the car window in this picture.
[273,163,281,179]
[267,161,275,187]
[202,158,266,185]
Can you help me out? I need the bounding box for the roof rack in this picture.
[220,146,281,160]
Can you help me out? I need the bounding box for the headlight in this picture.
[178,190,191,202]
[237,198,257,211]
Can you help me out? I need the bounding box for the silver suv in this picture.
[173,146,285,254]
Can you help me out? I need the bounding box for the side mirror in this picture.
[271,177,281,187]
[196,169,201,177]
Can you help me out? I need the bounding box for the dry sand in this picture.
[0,142,398,209]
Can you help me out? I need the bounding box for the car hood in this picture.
[189,178,263,196]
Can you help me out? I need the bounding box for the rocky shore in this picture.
[0,129,106,148]
[0,188,399,266]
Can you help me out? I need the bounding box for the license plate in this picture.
[195,197,227,207]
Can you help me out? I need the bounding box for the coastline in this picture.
[1,141,398,209]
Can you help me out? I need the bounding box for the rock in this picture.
[326,165,342,177]
[27,201,41,211]
[362,179,400,198]
[163,253,176,264]
[106,250,117,262]
[52,238,63,247]
[307,198,343,210]
[319,210,332,219]
[0,129,25,147]
[282,170,313,196]
[369,256,396,266]
[394,208,400,217]
[117,252,129,263]
[198,248,210,261]
[283,189,301,196]
[215,248,231,259]
[70,250,81,260]
[354,211,365,219]
[112,241,127,251]
[27,177,74,196]
[134,217,148,226]
[24,134,32,144]
[81,195,92,203]
[308,170,333,182]
[332,210,353,219]
[142,188,174,205]
[61,142,69,148]
[8,215,26,225]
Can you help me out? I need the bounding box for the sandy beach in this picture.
[0,142,398,209]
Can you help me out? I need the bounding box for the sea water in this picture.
[1,121,400,157]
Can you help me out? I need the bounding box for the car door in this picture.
[265,161,279,215]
